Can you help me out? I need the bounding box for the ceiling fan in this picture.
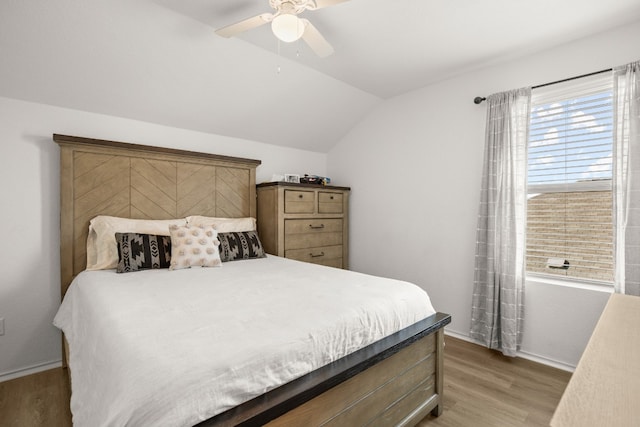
[215,0,350,58]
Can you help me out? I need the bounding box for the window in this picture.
[526,73,614,284]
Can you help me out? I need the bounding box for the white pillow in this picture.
[169,225,222,270]
[86,216,187,271]
[185,216,256,232]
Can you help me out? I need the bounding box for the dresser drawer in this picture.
[285,245,343,268]
[285,219,343,250]
[285,218,343,234]
[318,192,344,214]
[284,190,315,213]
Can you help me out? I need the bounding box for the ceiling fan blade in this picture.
[301,19,334,57]
[311,0,351,10]
[215,13,273,38]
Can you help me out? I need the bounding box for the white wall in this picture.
[3,21,639,382]
[0,96,327,380]
[328,20,640,369]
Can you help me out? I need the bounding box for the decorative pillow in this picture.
[217,231,266,262]
[185,216,256,232]
[87,216,187,271]
[169,225,222,270]
[115,233,172,273]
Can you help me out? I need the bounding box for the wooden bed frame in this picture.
[55,133,451,426]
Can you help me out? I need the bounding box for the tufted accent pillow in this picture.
[115,233,172,273]
[217,231,266,262]
[169,225,222,270]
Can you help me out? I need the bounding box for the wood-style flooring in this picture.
[0,367,71,427]
[0,336,571,426]
[420,337,572,426]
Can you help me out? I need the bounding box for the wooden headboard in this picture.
[55,134,261,296]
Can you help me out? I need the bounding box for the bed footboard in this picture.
[201,312,451,427]
[267,328,444,426]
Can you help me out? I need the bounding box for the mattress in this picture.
[53,255,436,427]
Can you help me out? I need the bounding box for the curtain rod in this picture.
[473,67,613,104]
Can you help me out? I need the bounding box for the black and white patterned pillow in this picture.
[217,231,266,262]
[115,232,172,273]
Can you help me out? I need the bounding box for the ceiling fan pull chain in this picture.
[277,39,282,74]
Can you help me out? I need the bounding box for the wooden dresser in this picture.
[551,293,640,426]
[256,182,350,269]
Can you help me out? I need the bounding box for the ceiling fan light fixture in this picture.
[271,13,305,42]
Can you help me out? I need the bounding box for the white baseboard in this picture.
[444,329,575,373]
[0,360,63,383]
[516,350,575,373]
[443,329,477,343]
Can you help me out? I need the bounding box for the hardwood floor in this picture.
[420,337,572,427]
[0,368,71,427]
[0,336,570,427]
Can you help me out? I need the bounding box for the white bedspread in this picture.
[54,256,436,427]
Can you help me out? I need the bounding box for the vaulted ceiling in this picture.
[2,0,640,152]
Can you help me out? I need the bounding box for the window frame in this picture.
[525,73,614,286]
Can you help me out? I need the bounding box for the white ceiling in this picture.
[158,0,640,98]
[1,0,640,152]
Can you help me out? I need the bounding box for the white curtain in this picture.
[470,88,531,357]
[613,61,640,296]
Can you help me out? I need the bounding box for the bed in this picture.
[53,134,451,426]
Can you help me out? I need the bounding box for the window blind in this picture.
[526,72,614,283]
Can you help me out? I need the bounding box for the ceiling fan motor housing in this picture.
[269,0,317,15]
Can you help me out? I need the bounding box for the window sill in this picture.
[526,274,614,294]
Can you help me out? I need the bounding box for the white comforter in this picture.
[54,256,435,427]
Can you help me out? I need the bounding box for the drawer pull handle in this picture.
[309,224,325,229]
[310,252,325,258]
[298,194,303,199]
[330,196,334,200]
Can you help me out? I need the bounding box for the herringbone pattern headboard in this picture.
[54,134,261,296]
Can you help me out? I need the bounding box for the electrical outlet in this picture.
[0,318,4,336]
